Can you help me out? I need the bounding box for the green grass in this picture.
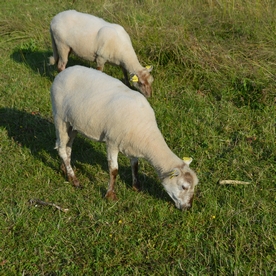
[0,0,275,275]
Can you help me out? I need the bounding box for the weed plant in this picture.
[0,0,275,275]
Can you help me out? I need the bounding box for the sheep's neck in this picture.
[141,131,183,177]
[120,49,144,74]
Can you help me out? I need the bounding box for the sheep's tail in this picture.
[49,28,58,65]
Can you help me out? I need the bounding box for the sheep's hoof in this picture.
[132,185,141,192]
[68,175,82,189]
[74,182,83,189]
[105,190,117,201]
[132,181,141,192]
[73,180,83,189]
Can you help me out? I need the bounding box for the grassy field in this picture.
[0,0,275,275]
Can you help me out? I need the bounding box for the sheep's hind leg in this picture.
[59,147,80,187]
[57,123,80,187]
[130,157,141,191]
[56,44,71,72]
[105,147,119,200]
[95,56,105,71]
[65,127,81,188]
[66,126,77,165]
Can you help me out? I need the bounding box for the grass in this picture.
[0,0,275,275]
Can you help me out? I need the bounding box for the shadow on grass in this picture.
[10,45,129,87]
[10,46,94,81]
[0,107,168,202]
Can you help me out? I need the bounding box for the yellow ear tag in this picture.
[145,65,151,70]
[169,169,177,179]
[183,157,193,165]
[183,157,192,161]
[131,75,139,82]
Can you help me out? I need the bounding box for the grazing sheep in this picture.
[50,66,198,210]
[49,10,153,97]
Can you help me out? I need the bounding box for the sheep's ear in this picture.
[183,157,193,166]
[130,74,139,82]
[145,65,153,72]
[168,168,180,179]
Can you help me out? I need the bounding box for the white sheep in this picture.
[49,10,153,97]
[50,66,198,210]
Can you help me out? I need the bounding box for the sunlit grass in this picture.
[0,0,275,275]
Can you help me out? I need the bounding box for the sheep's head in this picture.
[162,158,198,210]
[131,65,154,98]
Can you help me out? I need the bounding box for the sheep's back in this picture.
[51,10,107,32]
[51,66,156,146]
[50,10,134,65]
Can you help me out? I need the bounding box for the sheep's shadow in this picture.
[10,47,93,81]
[10,47,129,86]
[0,108,169,202]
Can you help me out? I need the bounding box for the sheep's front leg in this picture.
[131,157,141,191]
[105,147,119,200]
[121,67,131,87]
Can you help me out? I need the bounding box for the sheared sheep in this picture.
[49,10,153,97]
[50,66,198,210]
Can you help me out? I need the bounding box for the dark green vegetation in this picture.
[0,0,275,275]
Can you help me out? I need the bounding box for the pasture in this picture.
[0,0,275,275]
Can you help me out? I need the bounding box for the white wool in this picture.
[49,10,153,97]
[51,66,198,210]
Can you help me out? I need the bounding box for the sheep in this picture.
[50,66,198,210]
[49,10,153,98]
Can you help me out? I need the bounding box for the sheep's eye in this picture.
[182,185,187,190]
